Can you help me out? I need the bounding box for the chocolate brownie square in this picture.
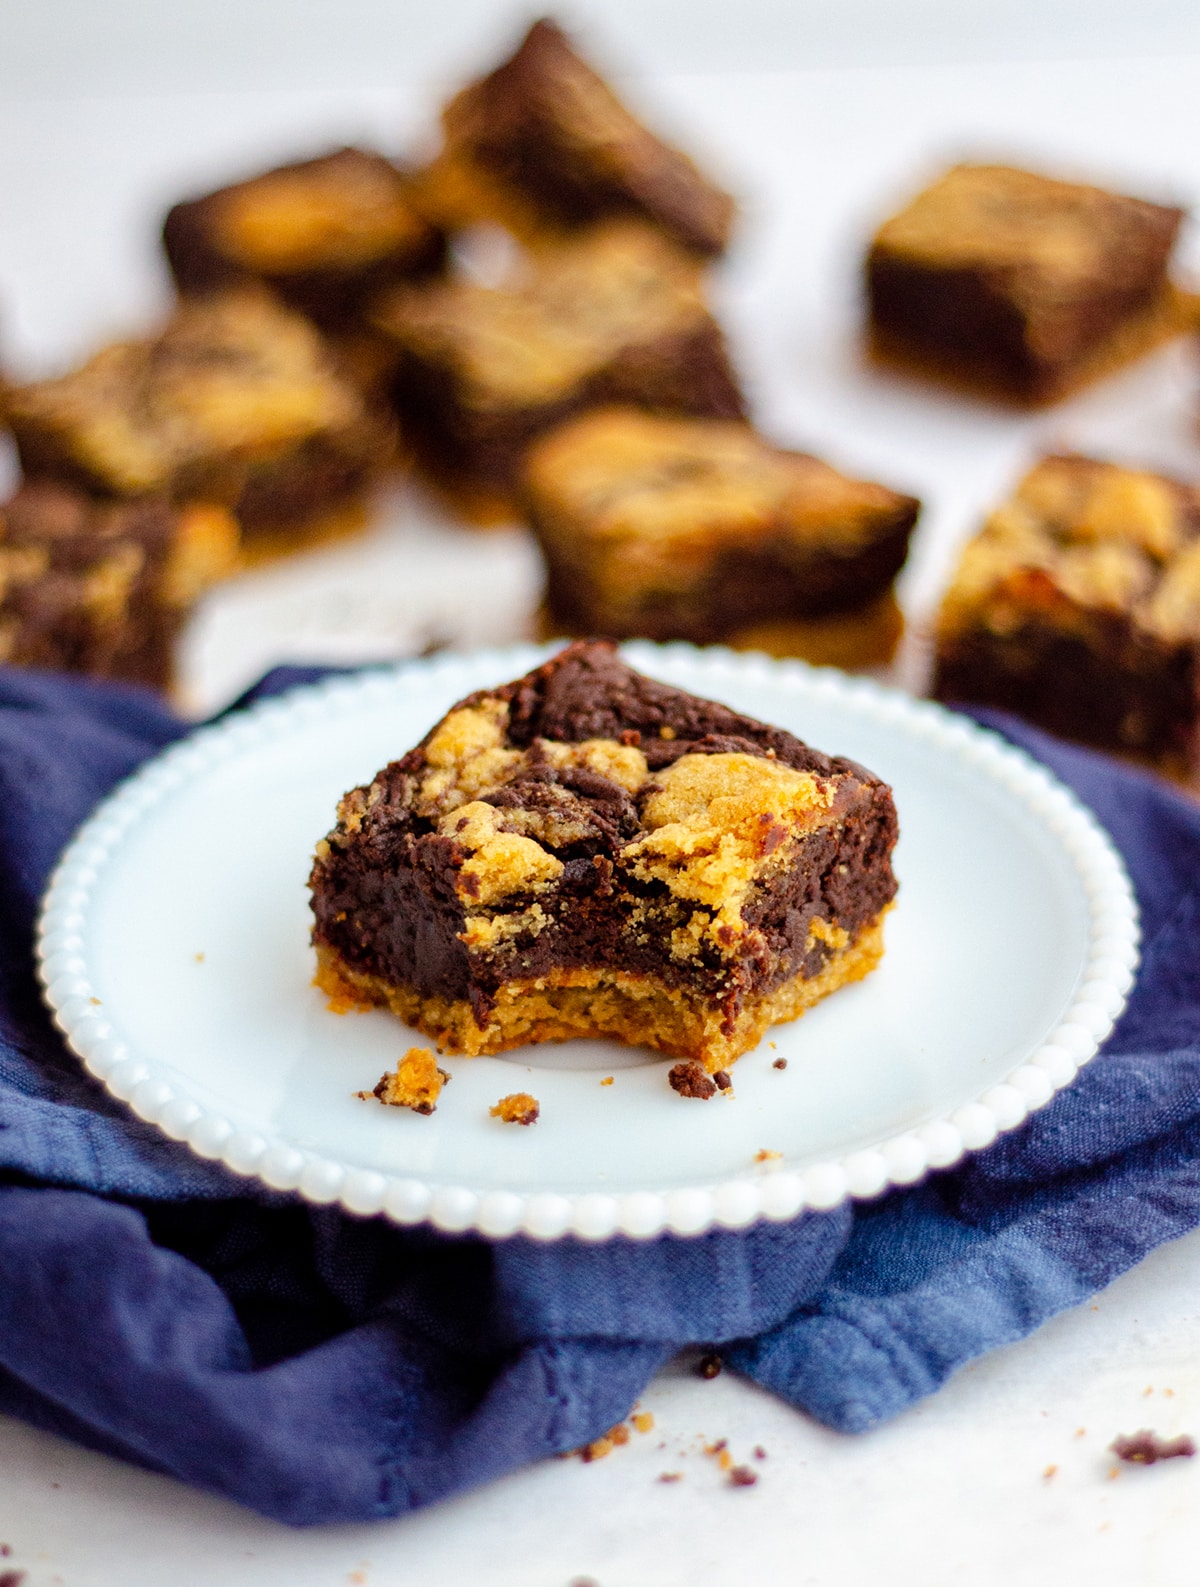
[163,148,445,334]
[867,164,1188,403]
[418,18,735,257]
[933,454,1200,772]
[0,481,238,689]
[372,220,745,519]
[524,407,919,666]
[310,641,898,1070]
[6,291,390,554]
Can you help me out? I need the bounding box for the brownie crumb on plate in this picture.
[359,1047,450,1114]
[490,1091,540,1126]
[669,1061,717,1099]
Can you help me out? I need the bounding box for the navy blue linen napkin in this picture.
[2,665,1199,1525]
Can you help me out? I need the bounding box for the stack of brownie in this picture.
[3,9,1199,762]
[0,146,444,689]
[160,18,921,666]
[0,290,394,689]
[381,18,924,664]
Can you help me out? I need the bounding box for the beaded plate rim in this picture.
[36,642,1140,1241]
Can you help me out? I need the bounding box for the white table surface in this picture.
[4,4,1200,1580]
[3,1222,1200,1587]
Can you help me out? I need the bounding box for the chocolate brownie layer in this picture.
[867,164,1187,404]
[934,454,1200,771]
[311,642,897,1067]
[420,18,735,257]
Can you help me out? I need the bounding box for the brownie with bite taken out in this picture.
[310,641,898,1071]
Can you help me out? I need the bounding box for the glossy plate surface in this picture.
[37,643,1139,1240]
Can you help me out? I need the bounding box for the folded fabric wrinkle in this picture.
[1,664,1198,1526]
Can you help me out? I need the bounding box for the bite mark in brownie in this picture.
[867,164,1188,404]
[933,455,1200,772]
[6,291,390,550]
[371,222,744,519]
[0,481,238,689]
[417,18,736,257]
[524,406,919,662]
[310,641,898,1070]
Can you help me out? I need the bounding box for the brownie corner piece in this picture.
[163,146,445,332]
[425,17,736,257]
[933,453,1200,771]
[523,406,919,664]
[310,640,898,1069]
[866,162,1187,403]
[0,480,238,688]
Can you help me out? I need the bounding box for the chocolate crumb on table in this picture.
[359,1047,450,1114]
[372,224,745,521]
[578,1422,630,1461]
[772,1057,788,1070]
[1110,1430,1196,1464]
[415,17,736,257]
[309,641,899,1073]
[934,454,1200,775]
[867,163,1189,405]
[526,406,920,667]
[491,1091,540,1125]
[697,1354,722,1380]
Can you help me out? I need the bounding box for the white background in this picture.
[4,3,1200,1581]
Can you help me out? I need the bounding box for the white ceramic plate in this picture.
[37,643,1139,1241]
